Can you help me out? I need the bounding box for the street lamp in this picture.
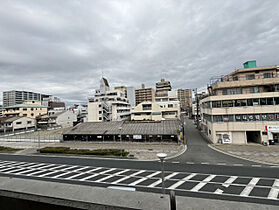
[157,153,167,198]
[119,127,122,157]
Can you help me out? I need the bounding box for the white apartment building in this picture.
[88,78,131,122]
[200,61,279,145]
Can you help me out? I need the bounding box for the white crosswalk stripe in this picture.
[240,178,260,196]
[111,170,146,184]
[268,179,279,200]
[190,175,216,192]
[168,173,197,190]
[223,176,237,187]
[83,167,103,174]
[52,172,72,178]
[80,173,100,181]
[37,171,59,177]
[66,173,86,180]
[73,166,90,172]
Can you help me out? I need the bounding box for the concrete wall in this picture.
[12,117,36,131]
[56,111,77,128]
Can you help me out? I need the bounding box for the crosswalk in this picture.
[0,160,278,201]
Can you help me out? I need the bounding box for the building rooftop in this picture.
[64,120,182,136]
[5,104,48,109]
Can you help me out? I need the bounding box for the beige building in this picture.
[135,84,155,105]
[200,61,279,145]
[155,79,172,97]
[131,102,162,121]
[177,89,192,113]
[1,116,36,133]
[3,101,48,119]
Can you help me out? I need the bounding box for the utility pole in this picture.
[195,88,200,129]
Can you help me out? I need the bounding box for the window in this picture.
[267,114,275,121]
[250,87,259,93]
[213,115,223,122]
[99,117,102,120]
[168,104,173,108]
[27,121,32,124]
[247,99,253,106]
[31,108,34,111]
[233,76,238,81]
[99,111,102,114]
[212,101,221,108]
[16,121,22,125]
[252,98,260,105]
[267,98,274,105]
[31,113,34,117]
[275,97,279,105]
[142,104,152,110]
[23,108,27,111]
[246,74,255,80]
[222,100,234,107]
[260,98,267,105]
[247,114,254,121]
[264,72,273,78]
[235,99,247,107]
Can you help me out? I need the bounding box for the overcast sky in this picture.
[0,0,279,105]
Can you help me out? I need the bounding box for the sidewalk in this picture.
[0,141,184,161]
[213,144,279,165]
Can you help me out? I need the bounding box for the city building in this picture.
[155,90,181,120]
[135,84,155,105]
[200,61,279,145]
[131,102,162,121]
[42,96,65,110]
[155,79,172,97]
[0,116,36,133]
[88,78,131,122]
[2,90,50,107]
[72,104,88,123]
[3,101,48,119]
[115,86,136,107]
[0,105,3,117]
[177,89,193,114]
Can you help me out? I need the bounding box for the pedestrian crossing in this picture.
[0,160,278,201]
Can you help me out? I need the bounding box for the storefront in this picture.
[266,125,279,144]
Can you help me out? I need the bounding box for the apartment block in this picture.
[177,89,193,113]
[200,61,279,145]
[3,90,50,107]
[135,84,155,105]
[155,79,172,97]
[115,86,136,107]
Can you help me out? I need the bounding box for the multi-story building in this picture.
[131,102,163,121]
[177,89,192,113]
[42,96,65,110]
[155,90,181,120]
[200,61,279,145]
[0,116,36,133]
[3,90,50,107]
[3,100,48,119]
[0,105,3,117]
[115,86,136,107]
[135,84,155,105]
[88,78,131,122]
[155,79,172,97]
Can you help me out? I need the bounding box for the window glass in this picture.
[212,101,221,108]
[213,115,223,122]
[253,98,260,105]
[246,74,255,80]
[254,114,261,121]
[241,114,247,121]
[260,98,267,105]
[235,115,241,121]
[250,87,259,93]
[261,114,267,121]
[275,97,279,105]
[276,114,279,121]
[233,76,238,81]
[247,114,254,121]
[264,72,273,78]
[268,114,275,121]
[222,100,234,107]
[247,99,253,106]
[235,99,247,107]
[267,98,274,105]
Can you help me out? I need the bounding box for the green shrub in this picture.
[39,147,129,157]
[0,146,22,152]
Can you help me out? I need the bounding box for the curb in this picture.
[208,144,279,166]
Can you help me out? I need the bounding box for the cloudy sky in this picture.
[0,0,279,104]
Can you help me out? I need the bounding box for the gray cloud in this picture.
[0,0,279,104]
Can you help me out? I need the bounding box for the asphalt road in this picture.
[170,116,261,166]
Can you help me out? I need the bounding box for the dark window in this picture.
[142,104,152,110]
[99,117,102,120]
[255,114,261,121]
[250,87,259,93]
[260,98,267,105]
[16,122,22,125]
[246,74,255,80]
[235,115,241,121]
[247,114,254,121]
[247,99,253,106]
[261,114,267,121]
[235,99,247,107]
[267,114,275,121]
[168,104,173,108]
[27,121,32,124]
[233,76,238,81]
[241,114,247,121]
[222,89,227,95]
[213,115,223,122]
[31,108,34,111]
[264,72,273,78]
[275,97,279,105]
[99,111,102,114]
[267,98,274,105]
[212,101,221,108]
[253,98,260,105]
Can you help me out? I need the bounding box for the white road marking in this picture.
[233,164,243,166]
[201,162,209,165]
[27,170,48,176]
[95,175,114,182]
[66,173,86,180]
[36,164,56,170]
[168,173,197,190]
[37,171,59,177]
[112,169,130,176]
[251,165,262,167]
[147,171,160,178]
[73,166,90,172]
[214,189,223,194]
[240,178,260,196]
[268,179,279,200]
[171,162,179,164]
[0,167,16,172]
[4,168,27,174]
[129,177,147,186]
[52,172,72,178]
[148,172,179,187]
[99,168,116,174]
[47,165,67,171]
[223,176,237,187]
[79,173,100,181]
[186,162,194,164]
[84,167,103,174]
[190,175,216,192]
[61,165,80,171]
[15,168,36,175]
[217,163,226,166]
[111,170,146,184]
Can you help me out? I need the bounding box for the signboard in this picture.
[266,126,279,132]
[133,135,142,140]
[222,134,231,144]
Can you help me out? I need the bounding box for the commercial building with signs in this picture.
[88,78,131,122]
[200,61,279,144]
[2,90,50,107]
[135,84,155,105]
[63,120,182,142]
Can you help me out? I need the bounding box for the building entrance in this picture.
[246,131,261,143]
